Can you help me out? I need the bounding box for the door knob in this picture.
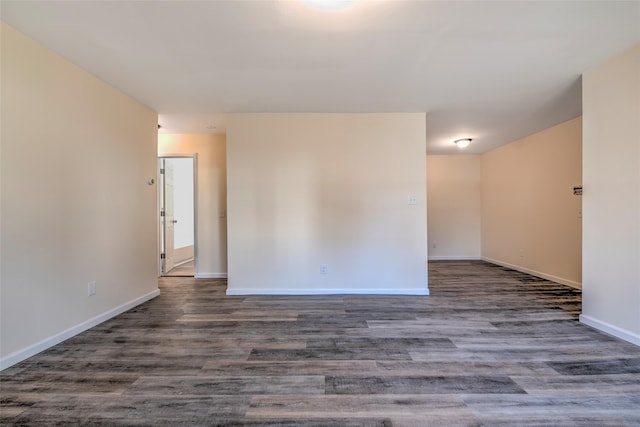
[172,220,178,224]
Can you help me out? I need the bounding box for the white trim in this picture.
[428,256,481,261]
[579,314,640,347]
[0,289,160,371]
[226,287,429,296]
[197,273,228,279]
[481,256,582,289]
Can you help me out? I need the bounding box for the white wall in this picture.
[426,155,481,260]
[158,134,227,278]
[581,44,640,345]
[481,117,583,288]
[1,23,159,368]
[226,113,428,295]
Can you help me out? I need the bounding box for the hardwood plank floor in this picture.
[164,260,194,277]
[1,261,639,426]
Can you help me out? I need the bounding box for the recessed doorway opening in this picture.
[159,155,197,277]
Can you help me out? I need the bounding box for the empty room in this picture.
[1,1,639,425]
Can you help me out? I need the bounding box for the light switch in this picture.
[408,195,417,205]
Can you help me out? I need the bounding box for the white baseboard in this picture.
[226,287,429,296]
[173,246,194,265]
[173,257,194,268]
[428,256,481,261]
[579,314,640,347]
[0,289,160,371]
[196,273,228,279]
[481,256,582,289]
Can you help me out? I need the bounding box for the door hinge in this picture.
[160,210,165,217]
[160,253,165,259]
[160,168,165,174]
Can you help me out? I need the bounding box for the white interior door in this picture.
[163,161,176,273]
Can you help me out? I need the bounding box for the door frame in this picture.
[158,154,198,277]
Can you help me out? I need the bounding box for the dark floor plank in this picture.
[306,337,455,350]
[548,357,640,375]
[200,360,379,377]
[375,360,559,376]
[325,375,526,394]
[248,348,412,361]
[511,373,640,394]
[124,375,324,395]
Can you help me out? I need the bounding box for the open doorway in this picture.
[159,155,197,277]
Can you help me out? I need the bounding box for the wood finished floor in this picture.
[164,260,195,277]
[2,261,639,426]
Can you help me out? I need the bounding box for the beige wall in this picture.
[158,134,227,277]
[581,44,640,345]
[1,23,158,367]
[427,155,481,260]
[481,117,582,288]
[174,245,194,265]
[226,113,428,294]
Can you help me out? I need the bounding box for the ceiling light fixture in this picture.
[303,0,353,10]
[454,138,472,149]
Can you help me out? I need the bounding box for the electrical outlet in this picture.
[408,195,417,205]
[87,281,96,296]
[320,264,328,274]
